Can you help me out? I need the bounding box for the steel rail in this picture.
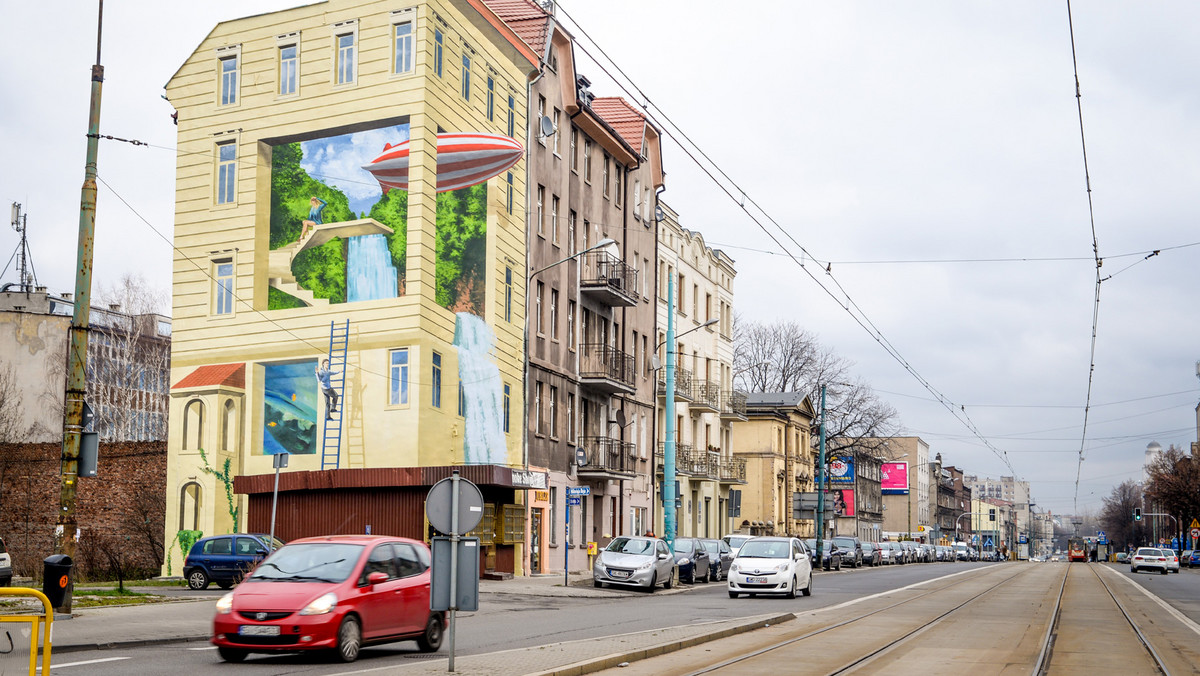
[1030,562,1070,676]
[1087,565,1171,675]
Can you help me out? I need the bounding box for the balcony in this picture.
[579,343,636,394]
[579,251,639,307]
[720,390,748,420]
[654,442,693,473]
[691,380,721,412]
[719,456,747,484]
[577,436,637,479]
[656,365,694,402]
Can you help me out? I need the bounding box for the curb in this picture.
[527,612,796,676]
[51,634,211,655]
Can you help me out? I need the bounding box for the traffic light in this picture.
[1133,507,1142,521]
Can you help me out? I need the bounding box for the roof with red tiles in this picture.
[172,363,245,390]
[589,97,650,153]
[481,0,552,57]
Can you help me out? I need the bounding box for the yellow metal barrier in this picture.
[0,587,53,675]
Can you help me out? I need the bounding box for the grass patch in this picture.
[77,579,187,589]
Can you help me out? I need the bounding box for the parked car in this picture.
[1130,547,1170,575]
[212,535,444,663]
[1114,552,1129,564]
[593,536,676,591]
[898,541,917,564]
[802,539,843,571]
[722,534,754,557]
[1165,550,1180,573]
[186,533,285,590]
[860,542,883,567]
[700,538,734,581]
[885,541,906,564]
[936,545,952,562]
[728,537,812,599]
[953,543,970,561]
[833,537,864,568]
[0,536,11,587]
[672,538,711,584]
[1187,550,1200,568]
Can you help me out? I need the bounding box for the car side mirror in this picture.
[367,571,388,586]
[255,549,268,556]
[657,553,669,560]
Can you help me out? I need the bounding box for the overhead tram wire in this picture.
[707,240,1198,266]
[556,4,1022,480]
[1066,0,1105,516]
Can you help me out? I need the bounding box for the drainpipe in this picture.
[521,60,545,578]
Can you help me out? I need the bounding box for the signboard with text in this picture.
[828,455,856,485]
[881,462,909,494]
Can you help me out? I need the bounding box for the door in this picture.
[356,543,402,638]
[393,543,431,634]
[656,540,673,584]
[531,510,543,574]
[205,537,234,582]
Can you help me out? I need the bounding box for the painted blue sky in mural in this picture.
[300,123,411,216]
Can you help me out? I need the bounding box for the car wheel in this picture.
[700,567,709,583]
[1131,567,1136,573]
[417,614,443,652]
[1161,568,1169,576]
[729,591,738,599]
[335,615,362,662]
[594,579,603,588]
[786,576,797,599]
[648,571,658,593]
[187,569,209,590]
[218,647,248,662]
[748,593,756,598]
[802,571,812,597]
[664,568,675,590]
[216,580,233,590]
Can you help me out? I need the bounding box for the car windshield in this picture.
[675,539,698,554]
[250,543,363,583]
[1136,548,1161,556]
[255,534,286,550]
[833,538,855,548]
[701,540,719,554]
[862,543,876,551]
[607,538,654,555]
[725,536,751,548]
[738,540,790,559]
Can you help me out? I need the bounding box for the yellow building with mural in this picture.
[162,0,539,576]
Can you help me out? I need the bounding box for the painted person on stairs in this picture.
[316,358,338,420]
[300,196,326,241]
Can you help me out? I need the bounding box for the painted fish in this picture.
[361,132,524,194]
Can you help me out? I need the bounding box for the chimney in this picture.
[62,293,72,301]
[109,303,121,312]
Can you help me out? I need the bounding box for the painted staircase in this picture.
[268,218,393,307]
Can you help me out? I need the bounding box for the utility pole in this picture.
[815,385,827,566]
[57,0,105,614]
[663,271,677,552]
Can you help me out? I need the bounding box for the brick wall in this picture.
[0,441,166,580]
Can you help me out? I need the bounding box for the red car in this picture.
[212,535,444,662]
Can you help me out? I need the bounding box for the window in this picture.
[389,348,409,405]
[278,40,298,96]
[536,186,545,236]
[553,109,561,154]
[221,399,237,451]
[535,381,544,435]
[214,258,234,315]
[507,94,515,137]
[182,400,205,450]
[693,284,699,318]
[568,211,577,254]
[504,266,513,322]
[602,155,610,197]
[217,46,239,106]
[643,257,650,300]
[583,140,592,182]
[567,393,576,442]
[615,166,623,205]
[641,335,648,376]
[705,293,712,322]
[216,141,236,205]
[431,351,442,408]
[334,24,356,84]
[461,52,471,99]
[551,195,559,245]
[633,180,641,220]
[537,95,547,145]
[395,543,427,577]
[506,172,514,214]
[550,289,559,340]
[503,383,511,433]
[549,385,558,438]
[393,14,414,74]
[486,75,495,121]
[570,128,578,171]
[567,300,576,348]
[179,482,201,530]
[434,29,444,78]
[550,486,558,545]
[536,281,544,334]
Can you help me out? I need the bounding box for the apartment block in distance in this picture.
[162,0,539,575]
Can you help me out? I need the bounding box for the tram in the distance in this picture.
[1067,538,1088,562]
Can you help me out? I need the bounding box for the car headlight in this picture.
[679,557,690,565]
[215,592,234,615]
[636,561,654,571]
[299,592,338,616]
[730,562,739,573]
[776,563,791,572]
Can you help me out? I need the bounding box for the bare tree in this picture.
[1144,444,1200,544]
[0,364,26,443]
[122,489,165,571]
[1099,480,1147,551]
[734,316,900,455]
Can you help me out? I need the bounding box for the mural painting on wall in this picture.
[263,360,318,455]
[267,121,524,466]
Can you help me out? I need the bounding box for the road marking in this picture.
[187,646,218,651]
[1102,564,1200,637]
[36,656,131,671]
[803,564,987,616]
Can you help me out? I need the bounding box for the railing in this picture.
[693,380,721,410]
[678,447,714,477]
[580,251,639,304]
[720,456,747,483]
[655,442,693,471]
[578,436,637,474]
[579,343,636,389]
[656,365,694,398]
[721,389,748,417]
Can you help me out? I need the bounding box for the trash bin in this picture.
[43,554,73,608]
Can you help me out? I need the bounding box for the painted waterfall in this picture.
[454,313,507,465]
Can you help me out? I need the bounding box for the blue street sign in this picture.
[567,497,581,506]
[984,537,993,549]
[1019,535,1027,544]
[567,486,591,496]
[1098,530,1107,544]
[1171,537,1179,550]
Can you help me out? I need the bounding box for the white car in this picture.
[1130,547,1169,575]
[0,536,11,587]
[722,534,754,557]
[1165,550,1180,573]
[728,537,812,599]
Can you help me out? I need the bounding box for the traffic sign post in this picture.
[563,486,589,588]
[426,471,484,673]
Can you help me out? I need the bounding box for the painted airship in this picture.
[361,132,524,194]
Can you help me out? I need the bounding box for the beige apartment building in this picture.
[652,203,744,539]
[729,393,816,537]
[879,436,933,538]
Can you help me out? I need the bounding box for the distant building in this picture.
[730,393,816,537]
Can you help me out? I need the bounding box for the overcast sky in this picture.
[2,1,1197,520]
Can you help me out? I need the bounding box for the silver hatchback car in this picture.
[593,536,677,591]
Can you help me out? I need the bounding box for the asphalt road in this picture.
[29,561,1006,675]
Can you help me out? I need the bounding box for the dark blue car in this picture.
[672,538,711,584]
[184,533,284,590]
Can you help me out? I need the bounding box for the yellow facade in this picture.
[730,396,816,538]
[162,0,537,572]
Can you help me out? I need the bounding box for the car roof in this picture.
[285,534,426,546]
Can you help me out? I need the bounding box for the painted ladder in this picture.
[320,319,349,470]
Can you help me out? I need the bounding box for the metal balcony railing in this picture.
[579,251,638,306]
[579,343,636,392]
[578,436,637,475]
[692,380,721,411]
[721,389,748,418]
[719,456,747,483]
[656,365,693,400]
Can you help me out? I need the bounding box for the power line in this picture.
[707,240,1199,266]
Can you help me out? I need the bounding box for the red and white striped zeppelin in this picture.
[361,132,524,194]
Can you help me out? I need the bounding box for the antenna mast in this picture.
[9,203,39,292]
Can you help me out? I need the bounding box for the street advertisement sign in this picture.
[828,455,855,485]
[834,489,855,517]
[881,462,909,494]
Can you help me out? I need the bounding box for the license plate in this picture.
[746,576,768,584]
[609,569,631,579]
[239,625,280,636]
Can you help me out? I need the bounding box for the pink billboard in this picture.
[835,489,855,517]
[881,462,909,494]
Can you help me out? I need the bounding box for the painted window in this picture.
[214,259,234,315]
[431,351,442,408]
[389,348,409,405]
[503,383,511,433]
[219,52,238,105]
[279,43,297,96]
[461,53,471,99]
[179,482,201,530]
[504,266,513,322]
[335,31,355,84]
[182,399,205,450]
[507,94,515,137]
[458,381,466,416]
[393,18,414,74]
[434,29,444,78]
[216,142,236,205]
[506,172,514,214]
[486,75,495,121]
[221,399,237,451]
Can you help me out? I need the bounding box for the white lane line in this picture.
[187,646,218,651]
[804,564,988,616]
[36,656,131,670]
[1101,564,1200,637]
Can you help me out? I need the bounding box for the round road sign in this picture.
[1190,527,1199,539]
[426,476,485,534]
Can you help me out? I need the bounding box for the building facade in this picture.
[653,203,744,539]
[162,0,539,575]
[730,393,815,537]
[879,436,932,538]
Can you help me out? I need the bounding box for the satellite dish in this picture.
[539,115,555,139]
[654,204,664,222]
[613,410,627,429]
[650,355,661,371]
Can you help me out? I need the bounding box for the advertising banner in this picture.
[828,455,855,485]
[835,489,856,517]
[881,462,909,494]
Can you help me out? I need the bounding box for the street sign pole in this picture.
[268,452,288,551]
[663,272,677,553]
[564,494,570,588]
[448,471,460,672]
